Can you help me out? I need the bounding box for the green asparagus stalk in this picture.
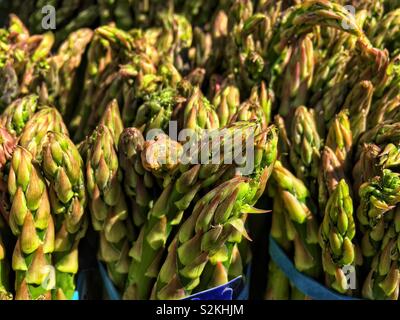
[362,222,400,300]
[8,146,55,300]
[369,59,400,127]
[357,170,400,259]
[229,94,268,131]
[85,125,132,290]
[341,80,374,142]
[357,122,400,158]
[278,35,314,118]
[310,47,350,100]
[358,147,400,299]
[273,114,291,168]
[319,179,356,294]
[175,86,220,135]
[272,0,367,54]
[156,13,193,73]
[370,8,400,52]
[99,99,124,147]
[151,176,258,299]
[119,128,157,229]
[325,109,353,172]
[41,132,88,300]
[132,87,177,134]
[352,143,381,198]
[53,5,98,47]
[69,33,113,141]
[39,28,93,119]
[20,32,55,94]
[0,94,39,137]
[269,161,321,279]
[19,107,69,158]
[318,146,346,213]
[289,106,321,191]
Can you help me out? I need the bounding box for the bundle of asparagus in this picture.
[0,18,90,299]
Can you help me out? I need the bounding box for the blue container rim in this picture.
[98,261,249,300]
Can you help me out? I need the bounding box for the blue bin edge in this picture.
[98,261,250,300]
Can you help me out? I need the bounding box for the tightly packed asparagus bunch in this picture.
[152,176,260,299]
[0,103,88,299]
[289,106,321,192]
[124,121,274,299]
[259,0,400,300]
[0,2,278,300]
[0,17,91,298]
[0,95,39,137]
[151,125,278,299]
[0,15,54,110]
[357,170,400,299]
[352,124,400,299]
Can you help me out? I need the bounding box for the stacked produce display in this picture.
[1,0,400,300]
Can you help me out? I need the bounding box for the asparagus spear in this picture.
[119,128,157,229]
[342,80,374,142]
[212,75,240,127]
[19,107,69,158]
[38,28,93,119]
[357,169,400,300]
[319,179,357,294]
[278,35,314,118]
[8,146,55,299]
[318,146,346,213]
[0,94,39,137]
[40,132,88,300]
[289,106,321,193]
[325,109,353,172]
[85,124,132,290]
[370,8,400,52]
